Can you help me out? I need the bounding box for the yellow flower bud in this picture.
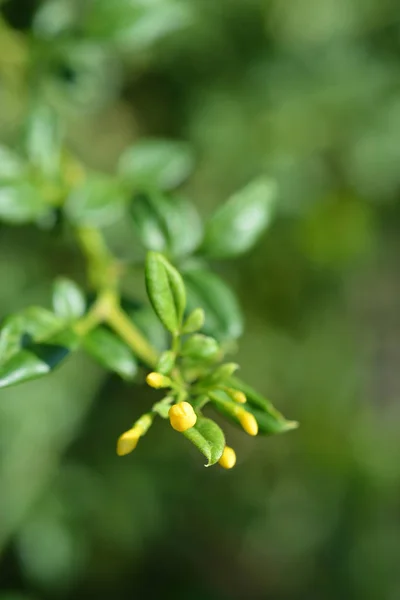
[219,446,236,469]
[169,401,197,432]
[116,426,141,456]
[238,410,258,436]
[146,372,171,389]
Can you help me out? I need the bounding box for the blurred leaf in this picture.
[0,314,25,363]
[0,308,64,364]
[183,416,225,466]
[201,177,278,258]
[0,342,70,389]
[0,181,48,224]
[182,307,205,334]
[85,0,192,52]
[145,251,186,334]
[0,146,26,180]
[83,327,137,380]
[129,192,202,257]
[24,104,62,178]
[183,266,243,340]
[123,302,167,352]
[156,350,175,375]
[33,0,77,38]
[65,174,125,227]
[43,41,121,112]
[119,139,194,191]
[181,334,219,360]
[53,278,86,321]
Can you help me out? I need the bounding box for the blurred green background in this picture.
[1,0,400,599]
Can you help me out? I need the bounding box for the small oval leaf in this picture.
[181,334,219,360]
[118,138,194,191]
[183,416,225,466]
[145,251,186,334]
[65,174,126,227]
[130,192,202,257]
[24,104,62,178]
[201,177,278,258]
[83,327,137,380]
[0,181,48,224]
[52,277,86,320]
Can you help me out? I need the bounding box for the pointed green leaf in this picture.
[118,138,194,191]
[52,277,86,320]
[183,266,243,341]
[65,174,126,227]
[83,327,137,380]
[0,181,48,224]
[24,104,62,178]
[201,177,278,258]
[145,251,186,334]
[183,416,225,466]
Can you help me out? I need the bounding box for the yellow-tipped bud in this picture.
[219,446,236,469]
[146,372,171,389]
[116,426,141,456]
[238,410,258,436]
[230,389,247,404]
[169,401,197,432]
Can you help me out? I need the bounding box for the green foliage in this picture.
[119,139,194,191]
[52,278,86,321]
[82,328,137,380]
[145,251,187,334]
[201,177,278,258]
[183,417,225,466]
[0,6,295,482]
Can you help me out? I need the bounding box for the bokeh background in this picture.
[1,1,400,599]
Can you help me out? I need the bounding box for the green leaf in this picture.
[83,327,137,380]
[201,177,278,258]
[182,308,205,334]
[52,277,86,320]
[129,192,202,257]
[33,0,77,39]
[0,181,48,224]
[65,174,126,227]
[145,251,186,334]
[156,350,175,375]
[183,417,225,466]
[0,315,26,363]
[183,266,243,341]
[0,308,64,364]
[24,104,62,178]
[211,386,298,436]
[85,0,192,51]
[123,302,168,352]
[0,342,71,389]
[119,139,194,191]
[0,145,26,180]
[181,334,219,360]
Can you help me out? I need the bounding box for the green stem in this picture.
[75,227,120,291]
